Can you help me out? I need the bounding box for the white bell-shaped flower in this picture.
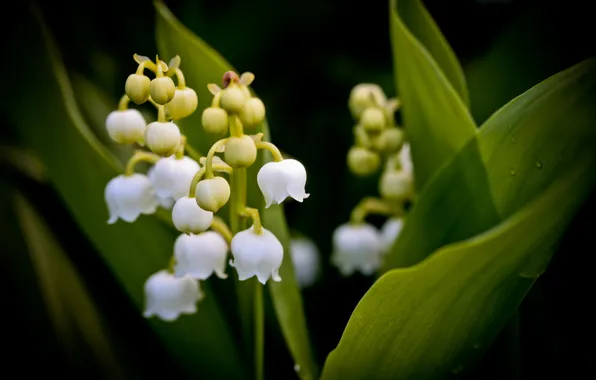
[172,196,213,234]
[257,159,309,208]
[105,109,146,144]
[143,270,203,322]
[149,155,200,204]
[380,217,404,254]
[147,166,175,209]
[105,174,158,224]
[290,237,320,288]
[174,232,228,280]
[331,223,382,276]
[230,225,283,284]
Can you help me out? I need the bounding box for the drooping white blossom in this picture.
[257,159,309,208]
[143,270,203,322]
[380,217,404,254]
[174,232,228,280]
[171,196,213,234]
[290,237,320,288]
[105,174,158,224]
[149,155,200,205]
[230,225,283,284]
[331,223,383,276]
[105,109,146,144]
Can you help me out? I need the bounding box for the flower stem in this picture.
[255,141,284,162]
[241,207,262,234]
[254,281,264,380]
[124,150,160,176]
[118,94,130,111]
[210,216,233,244]
[184,142,202,162]
[157,105,166,123]
[205,138,229,179]
[229,115,244,137]
[350,197,396,224]
[174,68,186,88]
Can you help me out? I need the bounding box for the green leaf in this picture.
[1,7,244,379]
[321,153,596,380]
[390,0,476,190]
[154,2,317,378]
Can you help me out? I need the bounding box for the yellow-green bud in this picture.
[224,135,257,168]
[347,147,380,176]
[150,76,176,105]
[371,127,404,153]
[220,87,247,113]
[195,176,231,212]
[125,74,150,104]
[202,107,229,134]
[353,124,371,148]
[379,169,413,201]
[361,107,386,133]
[167,88,198,120]
[144,121,181,156]
[349,84,387,119]
[239,97,266,128]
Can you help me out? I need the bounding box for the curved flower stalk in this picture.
[331,84,414,276]
[102,56,310,325]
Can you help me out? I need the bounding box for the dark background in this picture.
[2,0,595,378]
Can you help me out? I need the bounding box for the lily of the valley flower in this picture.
[290,237,320,288]
[257,159,309,208]
[230,225,283,284]
[143,270,202,322]
[399,142,413,175]
[105,109,147,144]
[174,232,228,280]
[172,196,214,234]
[331,223,383,276]
[149,155,200,205]
[380,217,404,254]
[105,174,158,224]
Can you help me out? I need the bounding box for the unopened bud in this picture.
[167,88,198,120]
[202,107,229,134]
[361,107,386,133]
[224,135,257,168]
[379,169,414,201]
[220,87,247,113]
[347,147,380,176]
[371,127,404,153]
[125,74,151,104]
[150,76,176,105]
[145,121,181,156]
[196,177,231,212]
[239,97,266,128]
[348,84,387,119]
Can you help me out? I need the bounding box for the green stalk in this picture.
[254,281,264,380]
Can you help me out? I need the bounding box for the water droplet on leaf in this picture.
[510,168,516,176]
[536,160,543,169]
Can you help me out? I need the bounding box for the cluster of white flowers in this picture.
[103,56,310,321]
[331,84,414,276]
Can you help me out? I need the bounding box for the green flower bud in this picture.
[167,88,198,120]
[349,84,387,119]
[202,107,229,134]
[150,76,176,105]
[371,127,404,153]
[144,121,181,156]
[220,87,247,113]
[195,176,231,212]
[125,74,150,104]
[224,135,257,168]
[239,97,266,128]
[353,124,371,148]
[361,107,386,133]
[379,169,413,201]
[347,147,380,176]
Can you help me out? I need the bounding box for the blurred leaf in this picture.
[390,0,476,190]
[0,6,244,379]
[0,145,47,182]
[154,2,317,378]
[14,192,126,379]
[321,154,596,380]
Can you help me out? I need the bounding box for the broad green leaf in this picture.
[14,192,126,379]
[321,153,596,380]
[154,2,317,378]
[0,8,244,379]
[390,0,476,190]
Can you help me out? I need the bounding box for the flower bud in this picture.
[125,74,150,104]
[167,88,198,120]
[347,147,380,176]
[224,135,257,168]
[331,223,382,276]
[172,196,214,234]
[371,127,404,153]
[145,121,181,156]
[220,87,247,113]
[349,84,387,119]
[195,176,231,213]
[105,109,146,144]
[150,76,176,105]
[353,124,371,148]
[379,169,414,201]
[239,97,266,128]
[361,107,386,133]
[202,107,229,134]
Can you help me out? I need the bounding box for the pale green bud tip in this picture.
[167,88,198,120]
[150,76,176,105]
[239,97,266,128]
[196,176,231,213]
[361,107,386,132]
[379,170,414,201]
[125,74,150,105]
[224,135,258,168]
[349,84,387,119]
[202,107,229,134]
[145,121,181,156]
[220,87,248,114]
[347,147,380,176]
[371,127,404,153]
